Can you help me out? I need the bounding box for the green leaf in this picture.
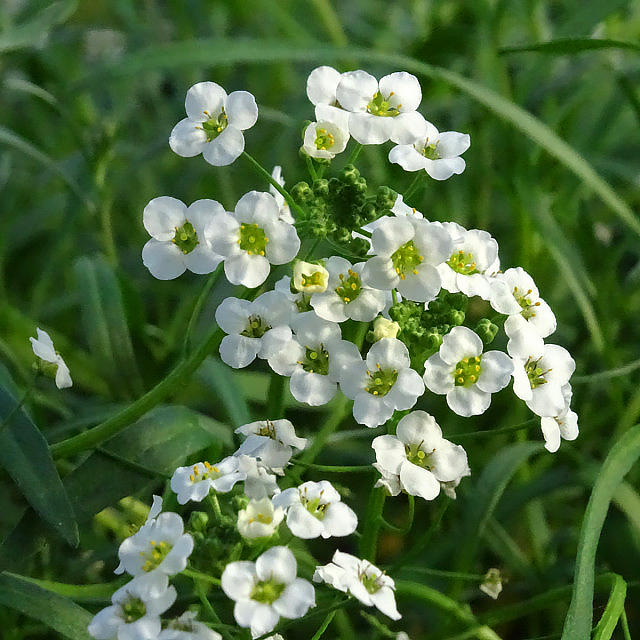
[593,574,627,640]
[0,386,78,546]
[499,38,640,55]
[0,1,77,54]
[561,424,640,640]
[198,357,251,426]
[0,571,93,640]
[9,573,125,603]
[74,255,144,399]
[85,40,639,237]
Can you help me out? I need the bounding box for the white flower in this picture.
[211,191,301,288]
[436,222,500,300]
[306,65,350,129]
[273,480,358,539]
[274,275,313,314]
[423,326,513,417]
[302,120,349,159]
[235,419,308,473]
[336,70,425,145]
[30,328,72,389]
[88,577,176,640]
[114,511,193,595]
[312,256,388,322]
[142,196,224,280]
[292,261,330,294]
[362,216,452,303]
[340,338,425,428]
[169,81,258,166]
[372,411,470,501]
[540,384,579,452]
[221,546,315,638]
[159,611,222,640]
[170,457,245,504]
[314,550,401,620]
[269,166,294,224]
[489,267,557,341]
[238,496,285,539]
[267,314,361,407]
[372,316,400,341]
[215,291,295,369]
[510,342,576,418]
[389,119,470,180]
[237,454,281,499]
[479,568,503,600]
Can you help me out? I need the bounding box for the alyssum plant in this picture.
[75,66,579,640]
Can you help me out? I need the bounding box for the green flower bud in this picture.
[340,164,360,185]
[291,181,313,203]
[360,202,377,222]
[376,185,397,209]
[476,318,499,344]
[450,309,466,326]
[313,178,330,198]
[354,176,368,194]
[188,511,209,534]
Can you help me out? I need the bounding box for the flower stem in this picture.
[207,494,224,521]
[347,143,363,165]
[266,372,287,418]
[305,155,319,182]
[192,579,235,640]
[243,151,307,220]
[310,610,337,640]
[291,461,375,473]
[360,485,386,562]
[403,172,427,201]
[182,567,221,586]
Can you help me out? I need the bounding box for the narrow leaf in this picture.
[198,357,251,426]
[0,571,93,640]
[561,424,640,640]
[0,386,78,546]
[593,574,627,640]
[499,38,640,55]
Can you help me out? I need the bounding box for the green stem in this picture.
[266,372,287,419]
[207,494,224,521]
[403,172,427,201]
[346,143,363,165]
[243,151,307,220]
[305,155,319,182]
[360,485,386,562]
[621,607,631,640]
[303,236,322,261]
[193,579,234,640]
[398,567,487,581]
[309,0,348,46]
[291,461,375,473]
[454,418,536,440]
[310,610,337,640]
[396,581,503,640]
[182,567,221,586]
[182,264,223,356]
[391,289,398,305]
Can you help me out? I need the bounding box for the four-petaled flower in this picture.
[30,328,72,389]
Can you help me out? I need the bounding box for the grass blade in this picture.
[499,38,640,55]
[561,424,640,640]
[593,574,627,640]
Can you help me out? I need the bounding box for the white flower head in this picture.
[89,577,176,640]
[215,291,295,369]
[436,223,500,300]
[479,568,503,600]
[210,191,301,288]
[302,120,349,159]
[272,480,358,539]
[221,546,315,638]
[540,384,579,453]
[269,166,294,224]
[114,511,193,595]
[237,496,285,540]
[489,267,557,340]
[237,454,281,500]
[372,411,470,501]
[423,326,513,417]
[267,314,361,407]
[169,81,258,166]
[336,70,425,145]
[159,611,222,640]
[372,316,400,341]
[293,260,330,294]
[389,119,470,180]
[340,338,425,428]
[30,328,72,389]
[314,550,401,620]
[142,196,224,280]
[362,216,452,303]
[311,256,388,323]
[510,341,576,418]
[235,419,308,473]
[170,457,245,505]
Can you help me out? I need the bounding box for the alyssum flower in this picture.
[141,196,223,280]
[170,457,246,505]
[159,611,222,640]
[169,81,258,166]
[372,410,470,500]
[273,480,358,539]
[30,327,72,389]
[423,326,513,417]
[211,191,301,288]
[221,546,315,638]
[314,550,401,620]
[237,496,285,540]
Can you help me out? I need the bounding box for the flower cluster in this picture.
[90,64,579,640]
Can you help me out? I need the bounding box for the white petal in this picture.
[219,334,260,368]
[371,217,414,256]
[264,221,300,264]
[142,239,186,280]
[384,368,424,410]
[54,360,73,389]
[321,502,358,537]
[226,90,258,130]
[361,256,398,291]
[221,561,256,600]
[439,326,483,364]
[437,131,471,157]
[353,392,394,428]
[143,196,187,240]
[396,263,441,302]
[476,351,513,393]
[169,118,207,157]
[446,386,491,417]
[396,410,441,445]
[185,81,226,121]
[289,369,336,406]
[349,112,393,144]
[256,546,297,583]
[215,297,253,333]
[202,126,245,166]
[372,435,406,474]
[379,71,421,112]
[184,245,223,274]
[370,587,402,620]
[336,70,378,111]
[388,144,428,172]
[286,505,324,538]
[390,111,427,144]
[307,65,342,104]
[274,578,315,619]
[423,354,454,394]
[258,325,293,359]
[425,157,466,181]
[399,462,440,500]
[540,417,561,453]
[366,338,410,370]
[224,252,270,288]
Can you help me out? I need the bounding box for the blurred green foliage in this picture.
[1,0,640,638]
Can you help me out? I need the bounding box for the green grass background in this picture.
[0,0,639,638]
